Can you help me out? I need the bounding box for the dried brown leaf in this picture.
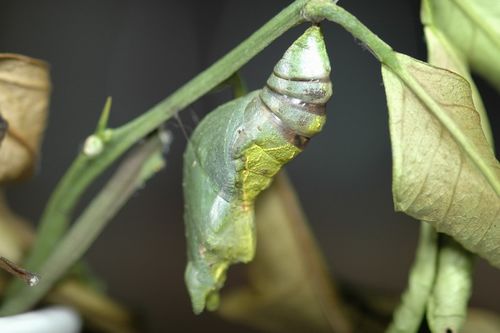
[423,26,494,146]
[0,53,51,182]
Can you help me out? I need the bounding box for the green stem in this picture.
[305,1,400,69]
[17,0,307,277]
[0,133,166,315]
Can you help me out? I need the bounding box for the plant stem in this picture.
[0,132,166,315]
[16,0,308,279]
[304,1,400,70]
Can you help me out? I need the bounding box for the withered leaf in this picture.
[423,25,494,146]
[382,53,500,267]
[0,53,51,183]
[219,173,350,333]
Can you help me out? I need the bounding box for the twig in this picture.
[0,131,169,315]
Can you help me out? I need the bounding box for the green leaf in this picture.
[386,223,438,333]
[382,53,500,267]
[218,173,351,333]
[422,0,500,91]
[427,236,473,333]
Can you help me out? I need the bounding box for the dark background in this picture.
[0,1,499,332]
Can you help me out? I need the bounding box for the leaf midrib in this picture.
[386,60,500,196]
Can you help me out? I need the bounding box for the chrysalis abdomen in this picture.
[183,25,332,314]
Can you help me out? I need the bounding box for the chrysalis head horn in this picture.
[274,25,331,80]
[263,25,332,137]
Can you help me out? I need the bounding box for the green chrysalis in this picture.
[183,25,332,314]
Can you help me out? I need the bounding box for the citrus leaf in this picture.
[426,236,473,333]
[420,12,481,333]
[386,223,438,333]
[382,53,500,267]
[423,26,494,146]
[0,54,51,183]
[422,0,500,91]
[218,173,351,333]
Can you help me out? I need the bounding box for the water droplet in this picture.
[27,273,40,287]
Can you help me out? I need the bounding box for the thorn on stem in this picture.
[0,256,40,287]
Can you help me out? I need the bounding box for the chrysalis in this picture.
[183,25,332,314]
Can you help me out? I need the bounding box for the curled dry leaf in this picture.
[0,53,51,183]
[382,53,500,267]
[219,173,351,333]
[421,0,500,92]
[387,20,486,329]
